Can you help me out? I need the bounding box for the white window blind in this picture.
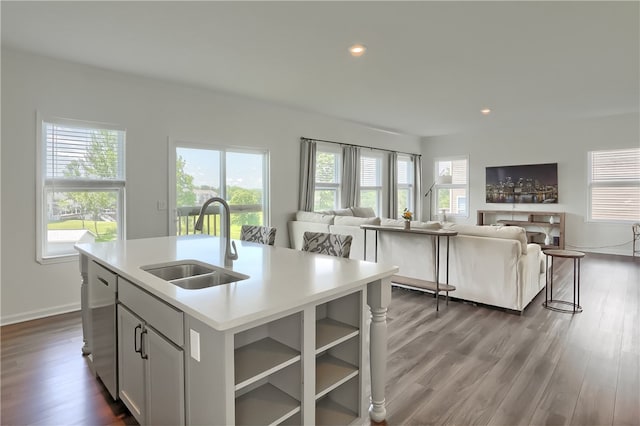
[360,156,381,186]
[359,154,383,216]
[589,148,640,222]
[45,123,125,182]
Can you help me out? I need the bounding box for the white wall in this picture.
[421,113,639,256]
[0,48,421,324]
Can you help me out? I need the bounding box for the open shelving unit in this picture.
[234,312,302,426]
[477,210,566,250]
[232,290,365,425]
[314,291,362,425]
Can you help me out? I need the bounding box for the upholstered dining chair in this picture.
[240,225,277,246]
[302,232,353,258]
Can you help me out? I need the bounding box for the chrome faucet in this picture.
[194,197,238,266]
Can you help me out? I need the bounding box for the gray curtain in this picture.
[387,152,398,219]
[298,139,316,211]
[413,154,423,220]
[341,145,360,208]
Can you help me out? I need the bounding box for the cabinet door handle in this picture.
[134,324,142,354]
[140,328,149,360]
[97,277,109,286]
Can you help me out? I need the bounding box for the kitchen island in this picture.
[77,234,397,425]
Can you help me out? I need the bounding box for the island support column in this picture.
[367,276,392,422]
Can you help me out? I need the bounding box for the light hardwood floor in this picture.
[1,254,638,425]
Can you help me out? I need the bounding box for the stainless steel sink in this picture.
[143,262,215,280]
[141,260,249,289]
[170,270,249,289]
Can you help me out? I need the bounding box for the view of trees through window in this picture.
[314,150,340,211]
[42,122,125,259]
[175,147,267,239]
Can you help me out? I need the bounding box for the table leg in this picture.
[550,256,554,300]
[435,235,440,312]
[544,255,549,308]
[577,258,581,306]
[446,236,450,305]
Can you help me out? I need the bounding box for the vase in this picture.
[404,221,410,230]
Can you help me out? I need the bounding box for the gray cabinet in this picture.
[89,261,118,400]
[117,277,185,426]
[118,305,145,420]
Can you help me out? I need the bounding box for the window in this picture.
[314,146,341,211]
[359,153,383,216]
[588,148,640,222]
[434,157,469,218]
[397,155,414,217]
[172,144,269,239]
[37,117,126,262]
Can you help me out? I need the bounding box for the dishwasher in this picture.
[89,261,118,400]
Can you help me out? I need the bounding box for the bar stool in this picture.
[543,249,585,313]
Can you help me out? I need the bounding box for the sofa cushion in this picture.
[334,216,381,226]
[295,211,335,224]
[350,206,377,218]
[449,224,528,255]
[316,208,354,216]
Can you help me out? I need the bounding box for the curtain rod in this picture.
[300,137,421,158]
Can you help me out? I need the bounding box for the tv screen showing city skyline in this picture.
[486,163,558,204]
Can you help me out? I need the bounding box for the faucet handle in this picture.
[229,240,239,260]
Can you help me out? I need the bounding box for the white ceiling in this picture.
[2,1,638,136]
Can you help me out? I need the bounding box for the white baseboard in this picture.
[1,302,81,326]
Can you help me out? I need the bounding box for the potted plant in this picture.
[402,208,413,230]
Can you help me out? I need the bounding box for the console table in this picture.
[361,225,458,311]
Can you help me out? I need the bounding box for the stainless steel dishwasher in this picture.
[89,261,118,400]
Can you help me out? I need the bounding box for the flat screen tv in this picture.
[486,163,558,204]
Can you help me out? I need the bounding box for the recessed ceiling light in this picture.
[349,44,367,57]
[481,108,492,115]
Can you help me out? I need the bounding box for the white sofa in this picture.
[288,211,546,313]
[288,208,379,261]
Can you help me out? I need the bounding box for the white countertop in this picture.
[76,235,398,331]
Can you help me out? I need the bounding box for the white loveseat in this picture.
[288,211,546,313]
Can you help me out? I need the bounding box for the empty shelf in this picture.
[316,318,359,353]
[235,337,300,390]
[316,397,358,426]
[235,383,300,426]
[315,354,358,399]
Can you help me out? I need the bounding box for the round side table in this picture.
[543,249,585,314]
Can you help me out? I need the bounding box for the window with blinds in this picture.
[359,154,383,216]
[314,147,341,211]
[588,148,640,222]
[38,118,126,262]
[434,157,469,218]
[397,155,414,217]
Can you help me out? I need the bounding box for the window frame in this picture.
[359,151,384,217]
[313,143,342,211]
[587,147,640,223]
[168,139,270,236]
[433,155,469,219]
[36,113,126,263]
[396,154,414,217]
